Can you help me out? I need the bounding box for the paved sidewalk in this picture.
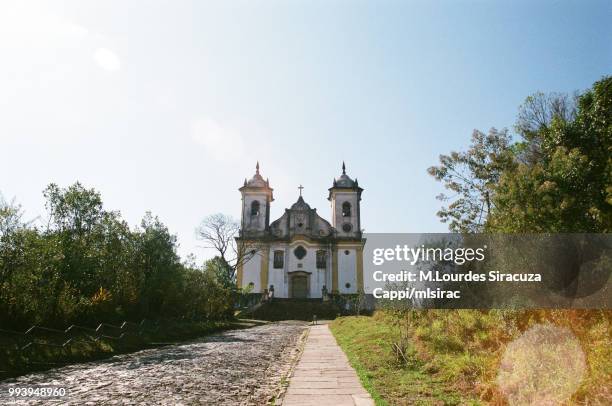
[282,324,374,406]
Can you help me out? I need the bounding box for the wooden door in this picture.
[291,275,308,298]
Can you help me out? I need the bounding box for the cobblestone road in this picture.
[0,322,307,405]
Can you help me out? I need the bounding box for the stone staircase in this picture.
[241,298,342,321]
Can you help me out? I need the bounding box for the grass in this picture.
[331,310,611,405]
[331,315,476,405]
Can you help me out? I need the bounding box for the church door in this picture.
[291,275,308,298]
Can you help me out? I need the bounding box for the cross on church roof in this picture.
[298,184,304,196]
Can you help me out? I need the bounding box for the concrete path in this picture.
[283,324,374,406]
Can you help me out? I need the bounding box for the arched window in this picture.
[316,250,327,269]
[342,201,351,217]
[273,250,284,269]
[251,200,260,216]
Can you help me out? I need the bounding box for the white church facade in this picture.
[236,163,365,299]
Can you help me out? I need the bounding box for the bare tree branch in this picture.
[196,213,265,282]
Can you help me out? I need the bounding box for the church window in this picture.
[251,200,260,216]
[294,245,307,260]
[316,250,327,269]
[345,282,351,289]
[342,223,352,232]
[273,250,284,268]
[342,202,351,217]
[344,250,350,255]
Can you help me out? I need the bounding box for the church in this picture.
[236,163,365,299]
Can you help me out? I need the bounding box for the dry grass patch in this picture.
[331,310,611,405]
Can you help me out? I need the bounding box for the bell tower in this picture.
[328,162,363,238]
[239,162,274,235]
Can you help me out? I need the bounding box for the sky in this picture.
[1,0,610,262]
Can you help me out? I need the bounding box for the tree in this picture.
[0,193,25,238]
[134,212,183,317]
[427,128,514,232]
[514,91,577,165]
[196,213,259,283]
[490,76,611,232]
[515,91,577,139]
[430,76,611,234]
[1,182,236,327]
[43,182,104,234]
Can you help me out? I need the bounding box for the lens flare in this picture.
[497,324,586,405]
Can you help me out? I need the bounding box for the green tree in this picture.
[489,76,611,232]
[44,182,104,234]
[430,76,611,234]
[134,212,183,317]
[427,128,515,232]
[1,182,236,328]
[0,193,25,238]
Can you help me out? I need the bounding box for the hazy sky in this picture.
[1,0,610,261]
